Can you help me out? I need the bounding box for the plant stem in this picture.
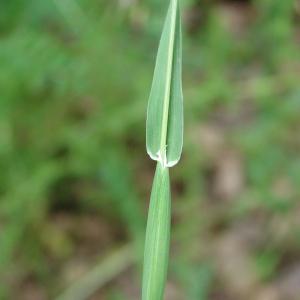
[142,163,171,300]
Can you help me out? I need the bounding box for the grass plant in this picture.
[142,0,183,299]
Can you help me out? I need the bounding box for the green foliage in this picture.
[1,0,300,298]
[143,1,183,298]
[255,249,280,281]
[146,0,183,167]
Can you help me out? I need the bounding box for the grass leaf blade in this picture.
[146,0,183,167]
[166,3,183,166]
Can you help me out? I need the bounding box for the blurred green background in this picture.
[1,0,300,299]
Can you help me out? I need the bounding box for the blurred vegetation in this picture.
[1,0,300,299]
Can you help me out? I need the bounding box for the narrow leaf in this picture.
[146,0,183,168]
[142,163,171,300]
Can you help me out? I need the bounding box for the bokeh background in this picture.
[1,0,300,299]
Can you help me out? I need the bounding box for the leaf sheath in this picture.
[142,163,171,300]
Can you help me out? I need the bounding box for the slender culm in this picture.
[142,0,183,299]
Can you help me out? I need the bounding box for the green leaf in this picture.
[142,163,171,300]
[146,0,183,168]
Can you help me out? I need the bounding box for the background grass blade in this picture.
[142,163,171,300]
[146,0,183,167]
